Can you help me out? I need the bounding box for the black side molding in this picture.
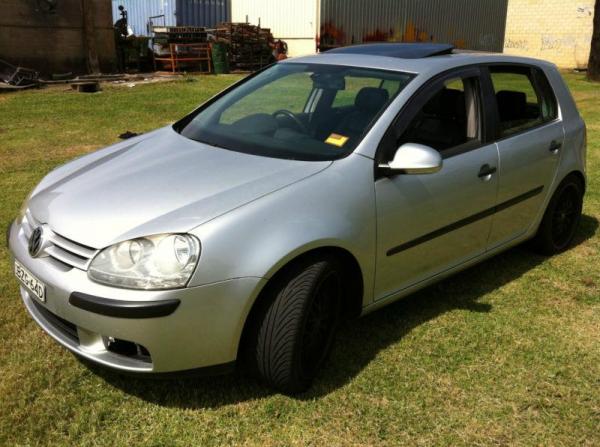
[69,292,180,319]
[387,185,544,257]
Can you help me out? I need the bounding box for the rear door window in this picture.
[489,66,558,137]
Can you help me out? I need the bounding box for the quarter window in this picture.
[489,66,557,137]
[534,69,558,122]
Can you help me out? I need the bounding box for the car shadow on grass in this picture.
[81,214,598,408]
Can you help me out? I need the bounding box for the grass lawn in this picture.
[0,73,599,446]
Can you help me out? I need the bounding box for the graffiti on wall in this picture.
[505,38,528,50]
[576,5,593,18]
[540,35,577,51]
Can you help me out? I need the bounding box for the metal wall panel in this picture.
[231,0,317,38]
[320,0,509,52]
[176,0,231,27]
[112,0,230,35]
[111,0,176,36]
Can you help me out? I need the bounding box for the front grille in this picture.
[22,210,98,270]
[31,299,79,342]
[30,299,153,365]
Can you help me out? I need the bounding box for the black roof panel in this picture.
[325,43,454,59]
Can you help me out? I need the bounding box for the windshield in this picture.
[176,63,414,161]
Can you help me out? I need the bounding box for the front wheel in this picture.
[246,256,342,394]
[532,175,584,255]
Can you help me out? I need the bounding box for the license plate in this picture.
[15,260,46,303]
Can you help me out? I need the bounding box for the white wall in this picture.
[231,0,318,57]
[284,39,317,57]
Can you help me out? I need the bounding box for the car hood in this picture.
[28,127,331,248]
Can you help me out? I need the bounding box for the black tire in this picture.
[246,256,342,394]
[531,174,584,255]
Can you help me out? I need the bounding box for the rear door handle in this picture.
[478,164,497,178]
[549,140,562,153]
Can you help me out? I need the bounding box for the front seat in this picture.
[334,87,390,142]
[402,88,467,150]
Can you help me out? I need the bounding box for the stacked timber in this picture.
[214,22,274,70]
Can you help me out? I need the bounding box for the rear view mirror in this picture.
[311,73,345,90]
[379,143,442,175]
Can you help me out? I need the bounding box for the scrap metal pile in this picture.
[151,22,276,72]
[213,22,275,71]
[152,26,209,56]
[0,59,40,89]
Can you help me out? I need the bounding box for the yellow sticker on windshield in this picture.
[325,133,349,147]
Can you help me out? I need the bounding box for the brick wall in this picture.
[503,0,594,68]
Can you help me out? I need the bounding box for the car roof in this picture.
[283,45,555,76]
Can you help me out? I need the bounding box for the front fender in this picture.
[188,153,377,307]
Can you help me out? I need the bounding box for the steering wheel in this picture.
[272,109,309,134]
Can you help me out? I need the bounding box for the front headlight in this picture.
[88,234,200,290]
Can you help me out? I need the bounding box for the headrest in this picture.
[423,88,465,119]
[355,87,389,112]
[438,89,465,119]
[496,90,527,121]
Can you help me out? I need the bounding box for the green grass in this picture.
[1,73,599,446]
[221,72,312,122]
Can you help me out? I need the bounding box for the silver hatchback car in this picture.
[8,44,586,393]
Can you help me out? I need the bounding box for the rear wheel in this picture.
[532,175,584,255]
[246,256,342,394]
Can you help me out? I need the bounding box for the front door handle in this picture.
[478,164,497,179]
[549,140,562,153]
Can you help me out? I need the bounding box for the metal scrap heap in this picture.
[213,22,275,71]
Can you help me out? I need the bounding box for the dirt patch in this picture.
[56,144,99,158]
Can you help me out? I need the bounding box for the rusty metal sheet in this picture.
[319,0,508,52]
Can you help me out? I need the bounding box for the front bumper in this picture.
[8,220,266,373]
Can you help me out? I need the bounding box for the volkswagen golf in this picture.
[8,43,586,393]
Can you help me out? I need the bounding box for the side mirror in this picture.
[379,143,442,175]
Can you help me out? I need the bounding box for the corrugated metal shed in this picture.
[111,0,176,35]
[112,0,230,36]
[320,0,509,52]
[231,0,315,39]
[231,0,317,56]
[176,0,230,27]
